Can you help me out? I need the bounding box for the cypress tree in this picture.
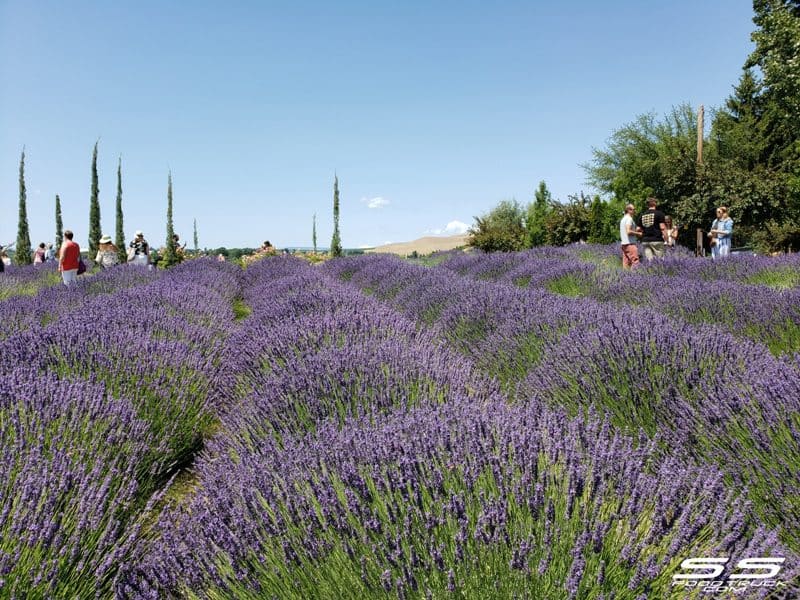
[162,172,179,267]
[88,141,101,258]
[330,175,342,257]
[115,157,126,263]
[15,149,32,265]
[55,194,63,249]
[193,219,199,255]
[312,213,317,253]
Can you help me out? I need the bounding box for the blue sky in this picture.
[1,1,756,249]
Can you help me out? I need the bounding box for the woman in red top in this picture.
[59,230,81,286]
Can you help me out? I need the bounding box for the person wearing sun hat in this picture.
[95,234,119,269]
[128,230,150,267]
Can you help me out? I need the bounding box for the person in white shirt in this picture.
[619,203,642,269]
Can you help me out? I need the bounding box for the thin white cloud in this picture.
[360,196,390,209]
[427,220,470,235]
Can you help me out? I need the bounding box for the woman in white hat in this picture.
[95,234,120,269]
[128,230,150,267]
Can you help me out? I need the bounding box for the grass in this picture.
[0,271,62,300]
[545,275,589,297]
[232,298,252,320]
[745,267,800,290]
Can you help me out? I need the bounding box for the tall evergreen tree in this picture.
[15,148,32,265]
[88,141,101,258]
[193,218,199,255]
[330,175,342,257]
[711,70,768,169]
[162,172,179,267]
[55,194,63,250]
[526,181,554,247]
[312,212,317,253]
[746,0,800,153]
[115,157,127,263]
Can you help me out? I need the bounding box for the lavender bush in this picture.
[2,250,798,598]
[122,399,795,599]
[326,254,800,549]
[0,370,160,598]
[0,261,62,300]
[224,257,501,437]
[438,248,800,355]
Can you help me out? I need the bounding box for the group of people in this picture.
[0,229,191,284]
[33,242,57,264]
[619,197,733,268]
[55,230,154,286]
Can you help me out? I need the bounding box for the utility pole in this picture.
[696,105,705,256]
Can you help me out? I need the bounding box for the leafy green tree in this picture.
[468,199,527,252]
[55,194,63,250]
[115,157,127,263]
[88,141,102,259]
[193,219,199,255]
[583,105,698,218]
[330,176,343,257]
[526,181,553,246]
[543,193,593,246]
[700,72,798,245]
[581,4,800,248]
[162,172,179,267]
[15,149,32,265]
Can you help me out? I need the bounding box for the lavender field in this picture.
[2,247,800,599]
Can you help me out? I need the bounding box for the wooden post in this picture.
[696,228,704,257]
[696,105,704,165]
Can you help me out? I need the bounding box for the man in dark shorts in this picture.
[636,197,667,260]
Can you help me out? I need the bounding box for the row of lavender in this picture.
[0,262,63,301]
[0,260,241,598]
[120,258,793,598]
[323,254,800,554]
[437,246,800,355]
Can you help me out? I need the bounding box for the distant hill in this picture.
[365,234,470,256]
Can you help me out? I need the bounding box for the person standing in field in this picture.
[95,234,119,269]
[59,230,80,286]
[620,203,642,269]
[0,244,11,268]
[636,197,667,260]
[33,242,46,265]
[708,206,733,259]
[664,216,679,249]
[128,230,150,267]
